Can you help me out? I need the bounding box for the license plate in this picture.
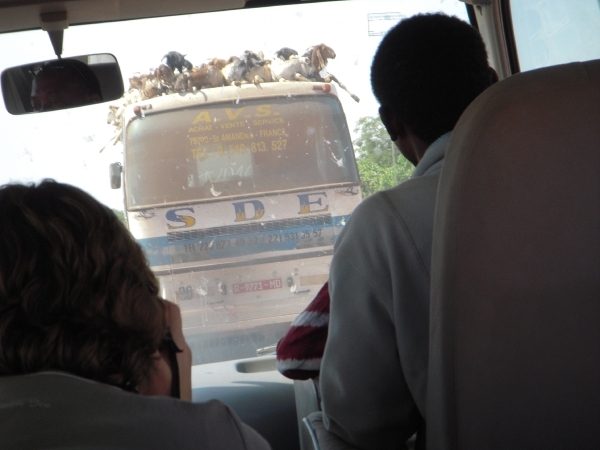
[232,278,283,294]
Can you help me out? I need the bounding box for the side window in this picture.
[511,0,600,71]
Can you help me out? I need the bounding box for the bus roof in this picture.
[122,81,340,123]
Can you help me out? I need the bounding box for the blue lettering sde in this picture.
[166,208,196,229]
[233,200,265,222]
[297,192,329,214]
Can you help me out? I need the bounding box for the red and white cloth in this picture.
[276,282,330,380]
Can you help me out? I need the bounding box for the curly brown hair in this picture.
[0,180,166,392]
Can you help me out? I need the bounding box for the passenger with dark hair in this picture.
[0,180,270,449]
[319,13,498,449]
[30,58,102,112]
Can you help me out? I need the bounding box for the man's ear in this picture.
[379,105,408,142]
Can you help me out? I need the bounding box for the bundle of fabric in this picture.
[276,283,330,380]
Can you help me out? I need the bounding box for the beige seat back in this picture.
[302,412,359,450]
[427,59,600,449]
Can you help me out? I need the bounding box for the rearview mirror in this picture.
[1,53,124,115]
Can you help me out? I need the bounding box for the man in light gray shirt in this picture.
[320,13,498,450]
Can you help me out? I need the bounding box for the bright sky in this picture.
[0,0,468,209]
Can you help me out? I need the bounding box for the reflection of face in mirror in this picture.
[30,59,103,112]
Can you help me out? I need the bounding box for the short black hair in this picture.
[371,13,494,143]
[36,58,102,97]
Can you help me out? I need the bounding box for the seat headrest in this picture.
[428,59,600,449]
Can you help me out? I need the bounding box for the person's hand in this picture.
[163,300,192,401]
[139,300,192,401]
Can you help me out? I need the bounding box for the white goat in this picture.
[270,55,312,82]
[221,56,246,86]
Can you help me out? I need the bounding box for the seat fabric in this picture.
[427,59,600,449]
[303,412,359,450]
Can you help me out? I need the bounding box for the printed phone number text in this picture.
[182,228,323,253]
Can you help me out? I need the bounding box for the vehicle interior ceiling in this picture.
[4,0,598,448]
[0,0,510,77]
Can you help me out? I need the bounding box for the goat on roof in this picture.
[274,47,298,61]
[162,51,193,74]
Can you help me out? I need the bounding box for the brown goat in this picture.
[204,64,226,88]
[304,44,360,102]
[244,61,274,85]
[305,44,337,75]
[207,58,229,70]
[155,64,176,89]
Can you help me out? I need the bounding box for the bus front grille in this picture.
[167,214,333,242]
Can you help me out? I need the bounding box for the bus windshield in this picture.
[125,95,358,208]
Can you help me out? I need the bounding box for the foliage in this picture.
[353,116,414,197]
[112,209,126,225]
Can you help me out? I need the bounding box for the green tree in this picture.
[353,116,414,197]
[112,209,126,226]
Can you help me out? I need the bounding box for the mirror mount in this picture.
[40,11,68,58]
[110,162,123,189]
